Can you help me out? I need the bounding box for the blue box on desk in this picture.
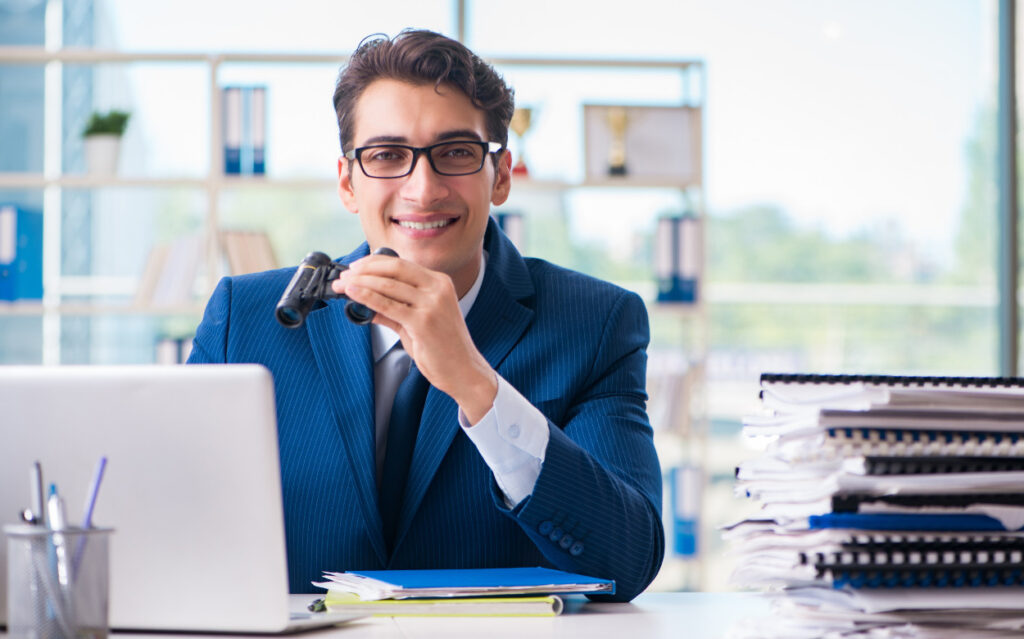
[0,205,43,301]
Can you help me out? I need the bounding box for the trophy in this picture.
[509,107,533,176]
[606,106,629,176]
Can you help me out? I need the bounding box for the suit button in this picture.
[539,521,554,535]
[559,534,574,550]
[570,541,585,556]
[549,527,563,542]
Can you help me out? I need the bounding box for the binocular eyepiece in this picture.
[275,247,398,328]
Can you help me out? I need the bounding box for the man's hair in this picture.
[332,29,515,154]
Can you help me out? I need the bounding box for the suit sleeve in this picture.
[493,289,665,602]
[186,276,233,364]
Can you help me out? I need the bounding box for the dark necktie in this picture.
[379,353,430,551]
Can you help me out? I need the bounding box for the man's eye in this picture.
[438,144,478,159]
[366,148,407,162]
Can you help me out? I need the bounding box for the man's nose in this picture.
[401,152,449,202]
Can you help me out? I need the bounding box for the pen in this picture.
[47,484,70,587]
[73,456,107,573]
[81,456,107,528]
[30,461,44,526]
[41,484,75,637]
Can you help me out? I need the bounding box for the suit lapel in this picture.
[305,246,390,565]
[394,220,535,550]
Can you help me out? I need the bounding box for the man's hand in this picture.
[333,254,498,424]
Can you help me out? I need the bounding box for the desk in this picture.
[105,592,770,639]
[0,593,769,638]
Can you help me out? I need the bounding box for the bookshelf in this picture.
[0,43,710,587]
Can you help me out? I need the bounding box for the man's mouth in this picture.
[394,218,457,230]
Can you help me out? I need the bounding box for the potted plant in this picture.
[82,109,130,175]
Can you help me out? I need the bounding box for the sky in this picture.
[98,0,993,264]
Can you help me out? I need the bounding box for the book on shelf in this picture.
[220,230,277,275]
[134,235,203,307]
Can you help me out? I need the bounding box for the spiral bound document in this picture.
[760,373,1024,388]
[759,373,1024,416]
[803,532,1024,589]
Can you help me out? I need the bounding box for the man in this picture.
[188,29,664,602]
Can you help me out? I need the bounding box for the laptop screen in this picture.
[0,364,297,632]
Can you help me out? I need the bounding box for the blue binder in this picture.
[0,205,43,301]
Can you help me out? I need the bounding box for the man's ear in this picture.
[490,149,512,206]
[337,156,359,214]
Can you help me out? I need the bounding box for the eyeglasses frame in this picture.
[343,140,505,179]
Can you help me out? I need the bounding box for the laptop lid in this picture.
[0,364,356,633]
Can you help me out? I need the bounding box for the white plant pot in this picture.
[83,134,122,175]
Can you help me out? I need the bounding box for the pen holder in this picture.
[5,525,113,639]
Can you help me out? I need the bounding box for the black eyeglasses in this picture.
[344,140,504,179]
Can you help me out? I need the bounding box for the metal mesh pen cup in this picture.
[5,524,113,639]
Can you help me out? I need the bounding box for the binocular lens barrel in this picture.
[275,247,398,328]
[276,305,305,328]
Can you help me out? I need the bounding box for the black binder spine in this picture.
[826,427,1024,445]
[761,372,1024,387]
[861,456,1024,475]
[800,533,1024,588]
[831,493,1024,512]
[818,565,1024,589]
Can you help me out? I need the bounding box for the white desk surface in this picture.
[107,592,771,639]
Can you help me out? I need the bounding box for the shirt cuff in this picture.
[459,374,549,506]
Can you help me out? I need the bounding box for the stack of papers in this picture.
[313,567,614,617]
[727,373,1024,637]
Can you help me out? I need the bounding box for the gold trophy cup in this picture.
[510,107,533,176]
[606,106,629,176]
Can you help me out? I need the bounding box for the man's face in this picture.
[337,78,511,294]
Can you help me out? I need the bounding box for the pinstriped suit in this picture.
[187,218,664,601]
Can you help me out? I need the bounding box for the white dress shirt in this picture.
[370,253,549,506]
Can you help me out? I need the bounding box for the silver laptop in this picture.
[0,364,362,633]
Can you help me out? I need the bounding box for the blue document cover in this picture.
[316,566,615,600]
[808,512,1011,532]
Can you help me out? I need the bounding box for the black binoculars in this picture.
[275,247,398,328]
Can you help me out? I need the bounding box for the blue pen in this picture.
[73,456,107,573]
[81,456,107,529]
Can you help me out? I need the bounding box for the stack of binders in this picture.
[726,373,1024,638]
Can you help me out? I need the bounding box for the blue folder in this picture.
[320,566,615,599]
[808,512,1012,532]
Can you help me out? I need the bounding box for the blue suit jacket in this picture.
[187,218,664,601]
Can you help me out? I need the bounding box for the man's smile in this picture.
[394,217,457,230]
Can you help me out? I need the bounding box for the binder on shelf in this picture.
[0,204,43,301]
[654,213,699,304]
[222,85,266,175]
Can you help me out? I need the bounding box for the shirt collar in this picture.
[371,251,487,362]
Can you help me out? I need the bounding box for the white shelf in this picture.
[0,172,340,190]
[0,302,205,317]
